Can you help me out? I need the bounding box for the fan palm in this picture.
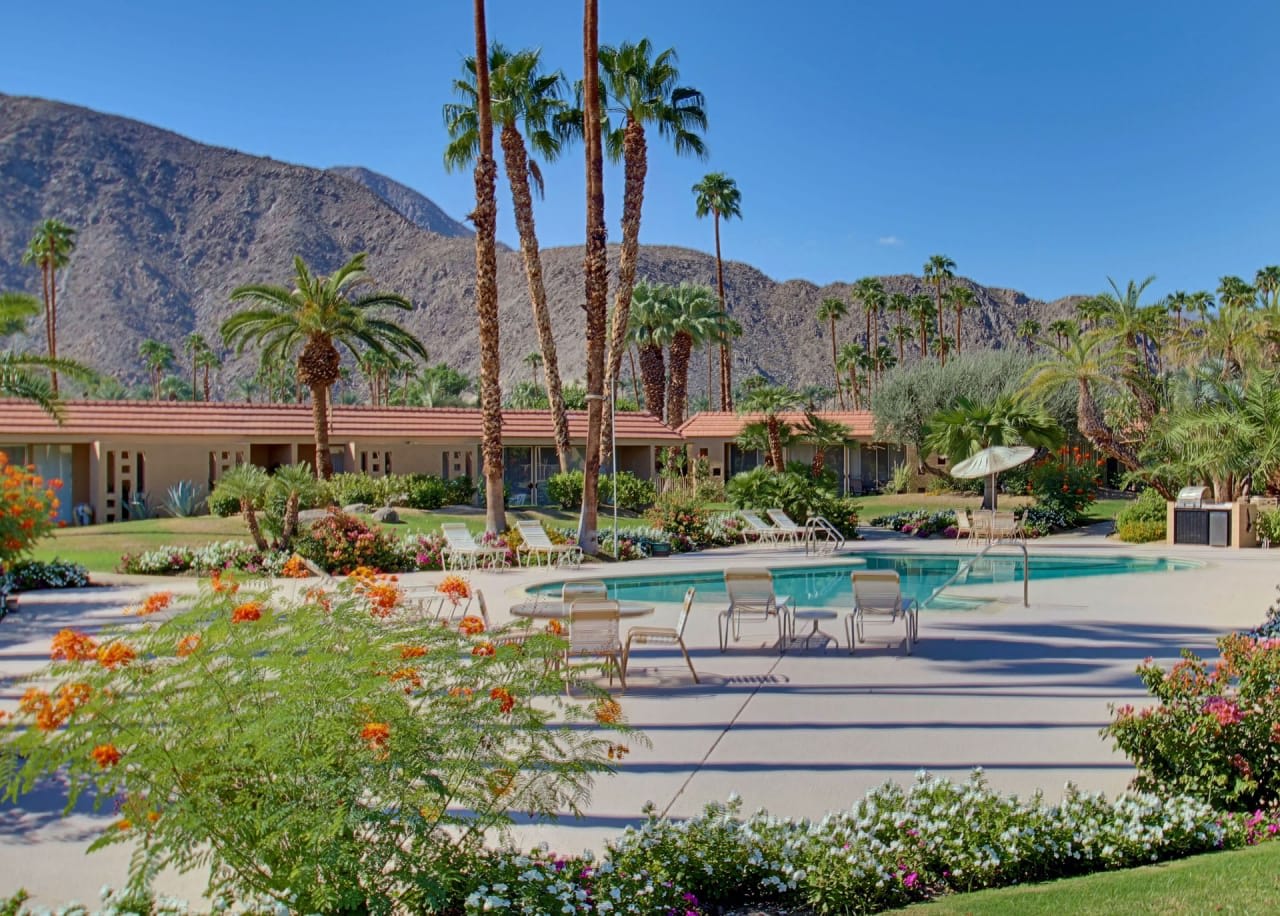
[1217,275,1257,311]
[194,346,221,402]
[21,219,76,394]
[797,410,851,475]
[692,172,742,409]
[138,339,175,400]
[445,42,573,474]
[663,283,728,428]
[1047,318,1076,347]
[923,254,955,357]
[739,383,803,470]
[1255,266,1280,311]
[837,342,866,410]
[945,285,978,355]
[853,277,885,351]
[816,296,850,408]
[211,464,270,551]
[627,281,674,420]
[908,294,935,359]
[221,253,426,480]
[1016,319,1041,352]
[183,333,210,401]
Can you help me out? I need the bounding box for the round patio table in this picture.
[509,600,655,620]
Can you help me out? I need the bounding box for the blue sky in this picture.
[4,1,1277,300]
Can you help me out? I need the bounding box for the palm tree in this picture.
[874,344,897,383]
[183,333,210,401]
[837,342,866,410]
[1188,290,1215,324]
[1255,266,1280,311]
[1016,319,1041,352]
[0,293,95,418]
[221,253,427,480]
[923,254,956,358]
[627,281,673,420]
[692,172,742,410]
[1091,276,1169,420]
[738,383,803,470]
[578,0,608,553]
[138,339,175,400]
[662,283,727,428]
[444,43,574,474]
[21,219,76,394]
[816,296,849,408]
[925,394,1063,508]
[581,39,707,453]
[797,410,851,476]
[524,350,544,388]
[890,323,912,364]
[908,293,935,358]
[195,346,221,401]
[270,462,324,551]
[945,285,978,354]
[853,277,886,352]
[1217,275,1256,312]
[1166,291,1189,330]
[211,464,270,551]
[1047,318,1076,347]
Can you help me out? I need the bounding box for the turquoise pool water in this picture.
[531,553,1197,610]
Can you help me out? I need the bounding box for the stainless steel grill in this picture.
[1176,486,1208,509]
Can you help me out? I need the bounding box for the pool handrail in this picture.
[921,538,1029,610]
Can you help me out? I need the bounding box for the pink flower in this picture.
[1203,696,1243,727]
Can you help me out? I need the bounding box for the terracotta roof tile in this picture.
[677,411,876,439]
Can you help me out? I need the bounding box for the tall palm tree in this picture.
[837,341,866,410]
[1047,318,1076,348]
[738,383,803,470]
[908,293,935,359]
[524,350,544,387]
[662,283,727,428]
[797,410,851,476]
[626,281,671,420]
[594,38,708,452]
[853,277,885,352]
[816,296,849,408]
[578,0,608,553]
[1091,276,1168,420]
[1255,266,1280,311]
[1166,291,1189,330]
[444,43,574,474]
[945,285,978,355]
[888,292,911,361]
[1217,275,1256,312]
[221,253,427,480]
[1017,319,1041,352]
[0,291,94,419]
[692,171,741,410]
[21,219,76,394]
[923,254,955,357]
[183,333,209,401]
[194,346,221,401]
[138,339,175,400]
[1188,290,1215,323]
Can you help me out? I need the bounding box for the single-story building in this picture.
[677,411,911,495]
[0,400,683,523]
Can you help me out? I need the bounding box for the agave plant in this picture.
[164,480,207,518]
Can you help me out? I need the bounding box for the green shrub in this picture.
[645,490,713,548]
[1258,509,1280,545]
[444,476,475,505]
[403,474,449,510]
[602,471,656,511]
[329,472,388,507]
[1104,632,1280,810]
[208,490,240,517]
[1,580,630,913]
[1116,519,1167,543]
[546,469,585,509]
[1116,488,1167,542]
[726,465,853,530]
[1025,446,1102,518]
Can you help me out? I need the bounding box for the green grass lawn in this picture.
[855,492,1035,519]
[888,841,1280,914]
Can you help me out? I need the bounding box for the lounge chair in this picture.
[738,510,788,546]
[953,508,975,545]
[565,599,626,692]
[766,509,808,545]
[516,520,583,568]
[720,569,793,652]
[441,523,507,570]
[623,586,698,683]
[846,570,918,655]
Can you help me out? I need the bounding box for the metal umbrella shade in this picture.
[950,445,1037,520]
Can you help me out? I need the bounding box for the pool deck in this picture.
[2,529,1276,903]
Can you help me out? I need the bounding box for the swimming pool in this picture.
[531,552,1198,610]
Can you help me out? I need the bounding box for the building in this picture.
[0,400,683,523]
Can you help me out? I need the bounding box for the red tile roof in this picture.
[0,400,682,443]
[678,411,877,439]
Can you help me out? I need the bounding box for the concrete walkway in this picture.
[1,532,1274,903]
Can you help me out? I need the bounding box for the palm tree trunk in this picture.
[279,492,301,551]
[240,498,268,551]
[638,343,665,420]
[191,357,199,402]
[712,210,731,411]
[766,417,784,471]
[310,383,334,479]
[666,332,693,428]
[934,281,944,352]
[720,342,733,411]
[473,0,504,534]
[629,346,642,406]
[203,365,211,402]
[919,317,928,359]
[47,262,59,395]
[602,116,647,454]
[500,123,572,473]
[872,308,880,364]
[577,0,606,554]
[848,366,859,411]
[707,340,714,411]
[955,307,963,356]
[831,318,844,409]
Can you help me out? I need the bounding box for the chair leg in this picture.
[678,638,699,683]
[615,652,626,693]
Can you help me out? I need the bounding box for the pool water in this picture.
[531,553,1197,610]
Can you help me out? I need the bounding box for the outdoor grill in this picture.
[1172,485,1232,546]
[1176,485,1209,509]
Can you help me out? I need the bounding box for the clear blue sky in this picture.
[4,1,1277,300]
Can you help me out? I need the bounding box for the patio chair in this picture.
[766,509,808,546]
[991,510,1025,543]
[738,510,785,546]
[623,586,698,683]
[845,570,918,655]
[561,579,608,613]
[441,523,507,570]
[953,508,975,545]
[401,583,448,621]
[565,599,625,692]
[719,569,793,652]
[515,519,583,568]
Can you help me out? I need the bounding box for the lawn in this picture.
[855,492,1035,519]
[887,841,1280,914]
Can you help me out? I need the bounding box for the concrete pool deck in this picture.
[1,530,1275,903]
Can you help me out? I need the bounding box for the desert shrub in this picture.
[328,472,389,507]
[870,509,957,537]
[1257,509,1280,545]
[546,469,585,509]
[602,471,656,511]
[888,462,913,495]
[1104,633,1280,810]
[1116,488,1167,542]
[0,451,62,566]
[403,474,448,510]
[163,480,205,518]
[444,476,476,505]
[292,508,401,574]
[1017,503,1074,537]
[645,490,713,548]
[208,489,240,517]
[3,558,90,590]
[0,579,632,913]
[1024,446,1102,519]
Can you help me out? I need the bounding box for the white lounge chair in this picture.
[953,508,975,545]
[441,523,507,570]
[738,510,787,546]
[846,570,918,655]
[516,520,583,568]
[623,586,698,683]
[720,569,793,652]
[766,509,808,545]
[565,599,625,692]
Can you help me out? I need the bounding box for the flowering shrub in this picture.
[1104,633,1280,809]
[292,508,401,574]
[0,578,633,913]
[118,541,291,576]
[438,573,471,604]
[1023,446,1102,518]
[646,491,714,545]
[1017,503,1075,537]
[0,451,62,566]
[871,510,956,537]
[3,558,89,590]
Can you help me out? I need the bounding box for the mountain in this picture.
[0,93,1081,398]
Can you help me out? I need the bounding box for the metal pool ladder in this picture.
[920,538,1029,609]
[804,516,846,555]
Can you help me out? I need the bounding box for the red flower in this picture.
[490,687,515,714]
[231,601,263,623]
[91,744,122,768]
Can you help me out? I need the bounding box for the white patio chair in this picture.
[765,509,807,545]
[953,508,975,545]
[623,586,698,683]
[719,569,793,652]
[441,523,507,570]
[565,599,625,692]
[738,510,784,546]
[516,520,583,568]
[561,579,608,613]
[846,570,918,655]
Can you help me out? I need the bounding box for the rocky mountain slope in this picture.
[0,93,1080,398]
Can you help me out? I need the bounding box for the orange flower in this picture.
[389,667,423,693]
[545,619,565,636]
[209,571,240,594]
[458,615,486,636]
[128,591,173,617]
[360,722,391,752]
[399,645,428,660]
[115,819,132,832]
[606,743,630,760]
[593,699,623,725]
[91,744,122,768]
[438,574,471,604]
[58,682,91,711]
[280,555,311,579]
[97,641,136,670]
[51,629,99,662]
[231,601,263,623]
[18,687,50,714]
[471,642,496,657]
[363,582,402,618]
[448,686,475,700]
[489,686,515,714]
[176,634,201,657]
